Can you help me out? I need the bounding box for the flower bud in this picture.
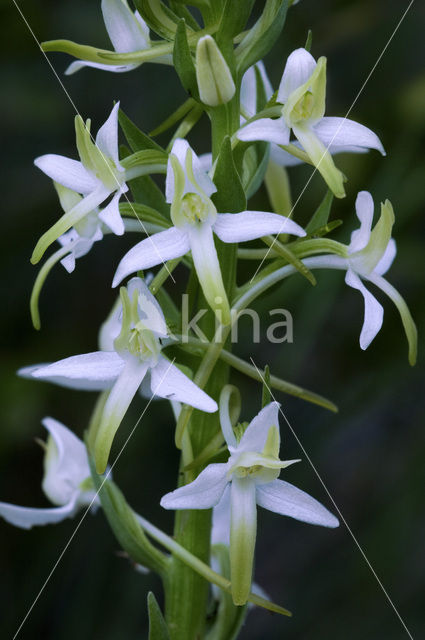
[196,35,236,107]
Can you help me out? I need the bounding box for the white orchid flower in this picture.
[161,402,338,605]
[65,0,171,75]
[342,191,406,351]
[113,139,306,324]
[0,418,97,529]
[31,102,132,265]
[20,278,217,474]
[237,48,385,197]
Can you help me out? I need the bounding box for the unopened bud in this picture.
[196,35,235,107]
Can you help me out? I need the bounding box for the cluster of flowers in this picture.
[2,0,416,614]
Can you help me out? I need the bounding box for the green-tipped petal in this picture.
[187,224,231,325]
[293,123,345,198]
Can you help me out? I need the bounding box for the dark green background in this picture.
[1,1,424,638]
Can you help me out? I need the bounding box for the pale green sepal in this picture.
[88,455,169,574]
[352,200,395,275]
[367,273,418,366]
[292,123,345,198]
[230,477,257,605]
[147,592,170,640]
[54,182,82,212]
[196,36,236,107]
[134,0,186,40]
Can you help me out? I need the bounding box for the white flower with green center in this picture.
[237,48,385,197]
[113,139,306,324]
[65,0,171,75]
[0,418,97,529]
[31,102,131,265]
[19,278,217,474]
[161,402,339,606]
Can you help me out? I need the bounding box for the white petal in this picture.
[214,211,305,243]
[237,118,290,145]
[102,0,149,53]
[198,152,213,173]
[349,191,374,252]
[0,495,79,529]
[211,485,231,545]
[240,61,273,117]
[345,269,384,349]
[374,238,396,276]
[314,117,385,156]
[150,357,218,412]
[98,298,122,352]
[94,357,148,473]
[230,477,257,605]
[166,139,216,202]
[41,417,90,505]
[160,463,229,510]
[112,227,190,287]
[237,402,280,454]
[19,352,123,390]
[277,48,316,103]
[34,155,98,195]
[96,102,121,168]
[65,60,139,75]
[256,479,339,527]
[98,191,124,235]
[61,252,76,273]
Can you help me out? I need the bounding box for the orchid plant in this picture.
[4,1,417,639]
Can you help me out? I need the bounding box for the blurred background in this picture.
[1,0,424,637]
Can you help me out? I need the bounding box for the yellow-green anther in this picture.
[196,35,236,107]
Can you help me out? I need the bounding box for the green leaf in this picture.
[243,142,270,200]
[119,109,164,152]
[135,0,189,40]
[211,136,246,212]
[148,592,170,640]
[235,0,289,75]
[262,236,317,285]
[261,365,271,407]
[150,98,195,136]
[305,190,334,234]
[119,202,171,227]
[169,1,201,30]
[216,0,255,43]
[120,149,168,171]
[173,19,199,99]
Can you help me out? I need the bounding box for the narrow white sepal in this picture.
[98,191,125,235]
[213,211,305,243]
[0,496,79,530]
[19,351,124,390]
[236,402,280,455]
[112,227,190,287]
[160,463,229,510]
[256,479,339,527]
[277,48,317,103]
[150,357,218,412]
[101,0,149,53]
[237,118,290,145]
[34,155,98,195]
